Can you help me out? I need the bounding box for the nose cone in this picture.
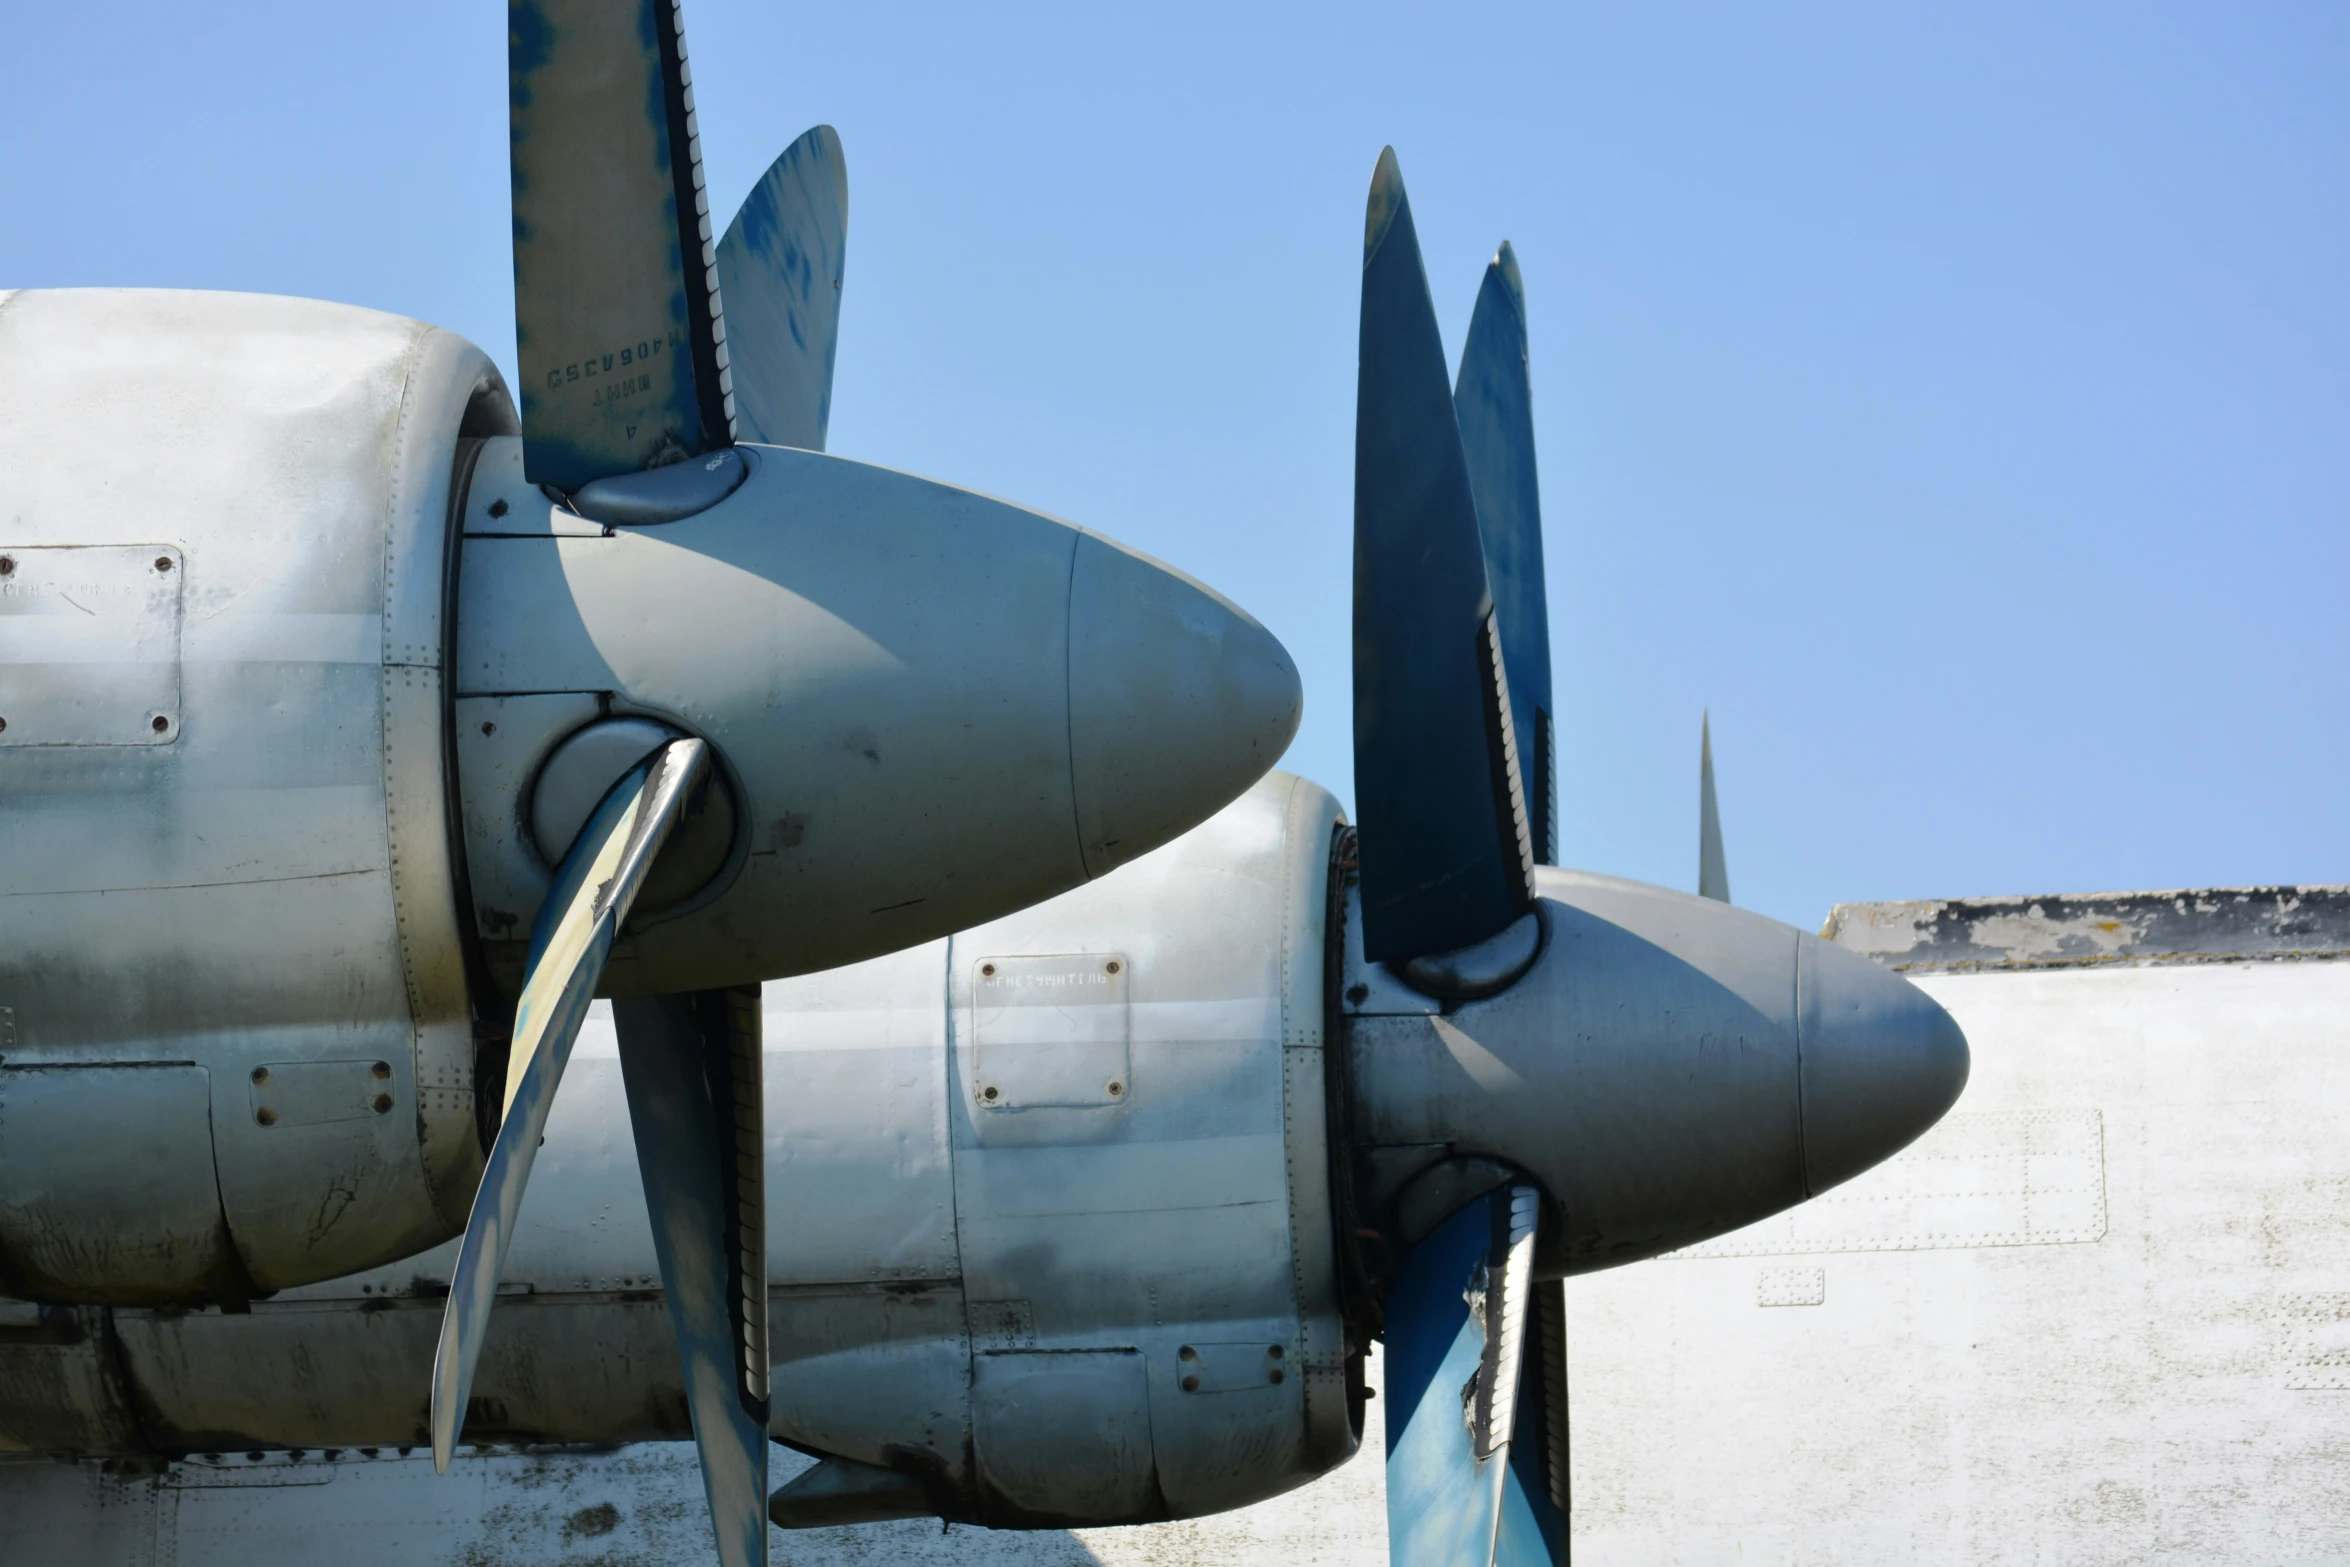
[1066,532,1303,877]
[1796,935,1971,1196]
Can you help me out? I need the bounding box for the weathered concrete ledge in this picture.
[1821,886,2350,972]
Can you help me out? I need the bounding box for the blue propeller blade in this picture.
[1383,1183,1551,1567]
[717,125,849,451]
[1496,1280,1570,1566]
[1353,147,1536,965]
[508,0,735,492]
[614,986,771,1567]
[1453,242,1555,866]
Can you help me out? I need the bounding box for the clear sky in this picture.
[8,2,2344,930]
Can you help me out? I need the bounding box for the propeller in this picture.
[435,12,861,1566]
[1349,150,1970,1567]
[715,124,848,451]
[1353,147,1538,965]
[1352,149,1565,1563]
[1699,710,1730,903]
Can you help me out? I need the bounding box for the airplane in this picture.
[0,2,1305,1561]
[0,144,1970,1567]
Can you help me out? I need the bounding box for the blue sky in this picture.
[8,2,2344,928]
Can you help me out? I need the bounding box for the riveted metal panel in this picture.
[971,953,1131,1109]
[943,773,1344,1522]
[0,544,182,746]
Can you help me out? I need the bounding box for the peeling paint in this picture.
[1823,885,2350,972]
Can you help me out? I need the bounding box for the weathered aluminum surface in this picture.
[940,771,1351,1521]
[0,288,509,1296]
[0,1066,238,1301]
[1822,883,2350,971]
[0,776,1351,1527]
[452,440,1302,997]
[0,544,183,746]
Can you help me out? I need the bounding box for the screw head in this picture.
[150,714,170,734]
[1105,959,1121,975]
[1178,1345,1198,1362]
[370,1061,392,1080]
[154,555,173,572]
[255,1107,277,1127]
[250,1067,270,1085]
[980,1085,1000,1103]
[480,720,497,737]
[1106,1080,1124,1098]
[1268,1368,1285,1385]
[0,555,14,575]
[980,962,997,978]
[1180,1374,1201,1393]
[371,1093,393,1115]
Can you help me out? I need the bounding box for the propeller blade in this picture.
[1699,710,1730,903]
[1354,147,1536,964]
[716,125,849,451]
[429,738,711,1468]
[1453,241,1555,866]
[508,0,734,492]
[614,986,770,1567]
[1383,1182,1542,1567]
[1495,1278,1570,1565]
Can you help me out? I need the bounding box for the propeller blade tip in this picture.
[1492,239,1526,311]
[1366,146,1407,265]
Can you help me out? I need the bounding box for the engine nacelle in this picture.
[0,289,514,1305]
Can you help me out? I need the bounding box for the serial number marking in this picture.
[549,335,671,389]
[590,374,651,408]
